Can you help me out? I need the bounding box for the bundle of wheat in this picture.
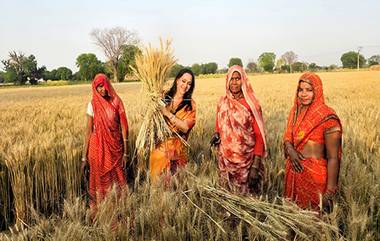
[131,39,177,173]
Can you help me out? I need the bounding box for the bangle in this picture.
[123,153,127,156]
[81,157,86,162]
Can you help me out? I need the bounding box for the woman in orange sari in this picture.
[149,69,196,183]
[211,65,267,194]
[81,73,128,208]
[284,72,342,212]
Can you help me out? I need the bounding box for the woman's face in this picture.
[176,73,193,96]
[96,83,107,97]
[298,81,314,106]
[229,71,242,94]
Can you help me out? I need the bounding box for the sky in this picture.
[1,0,379,71]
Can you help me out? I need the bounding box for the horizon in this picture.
[1,0,379,71]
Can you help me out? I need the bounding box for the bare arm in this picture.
[161,106,190,133]
[325,131,342,192]
[82,115,93,161]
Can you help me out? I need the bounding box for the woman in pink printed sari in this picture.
[211,65,267,194]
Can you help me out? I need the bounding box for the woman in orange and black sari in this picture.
[283,72,342,212]
[81,73,128,208]
[149,69,196,183]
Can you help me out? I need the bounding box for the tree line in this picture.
[0,27,379,85]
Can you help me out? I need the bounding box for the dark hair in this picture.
[164,68,195,112]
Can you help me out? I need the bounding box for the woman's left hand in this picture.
[159,106,171,118]
[122,154,128,170]
[322,192,334,213]
[248,166,261,192]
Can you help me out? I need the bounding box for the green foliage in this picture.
[75,53,105,81]
[308,63,322,71]
[368,55,380,66]
[258,52,276,72]
[1,52,45,85]
[191,63,201,76]
[292,62,308,72]
[201,62,218,74]
[169,64,186,78]
[228,58,243,67]
[246,62,258,73]
[118,45,141,81]
[340,51,365,68]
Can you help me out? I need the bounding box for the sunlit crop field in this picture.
[0,71,379,240]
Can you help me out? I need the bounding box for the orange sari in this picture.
[283,72,342,210]
[149,100,196,183]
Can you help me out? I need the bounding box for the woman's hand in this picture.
[209,132,221,147]
[159,106,172,118]
[81,157,89,178]
[122,153,128,170]
[248,156,262,193]
[322,192,334,213]
[285,143,304,172]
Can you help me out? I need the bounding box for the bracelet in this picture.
[123,153,128,156]
[81,157,86,162]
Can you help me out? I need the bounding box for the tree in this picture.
[228,58,243,67]
[91,27,139,82]
[258,52,276,72]
[201,62,218,74]
[170,64,185,78]
[340,51,365,69]
[308,63,321,71]
[1,51,45,85]
[246,61,259,73]
[76,53,105,81]
[191,63,201,76]
[281,51,298,72]
[0,71,5,83]
[368,55,380,66]
[275,58,286,72]
[117,45,141,81]
[292,62,308,72]
[55,67,73,80]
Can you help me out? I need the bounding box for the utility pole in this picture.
[357,46,363,70]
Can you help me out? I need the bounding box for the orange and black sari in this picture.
[149,100,196,183]
[283,72,342,210]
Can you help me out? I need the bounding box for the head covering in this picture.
[225,65,267,153]
[284,72,340,149]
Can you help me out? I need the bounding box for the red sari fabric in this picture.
[88,74,128,207]
[216,65,267,193]
[283,72,342,210]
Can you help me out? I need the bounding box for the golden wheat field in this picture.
[0,71,379,240]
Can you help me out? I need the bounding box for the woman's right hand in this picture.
[209,132,221,147]
[81,158,89,178]
[287,147,305,173]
